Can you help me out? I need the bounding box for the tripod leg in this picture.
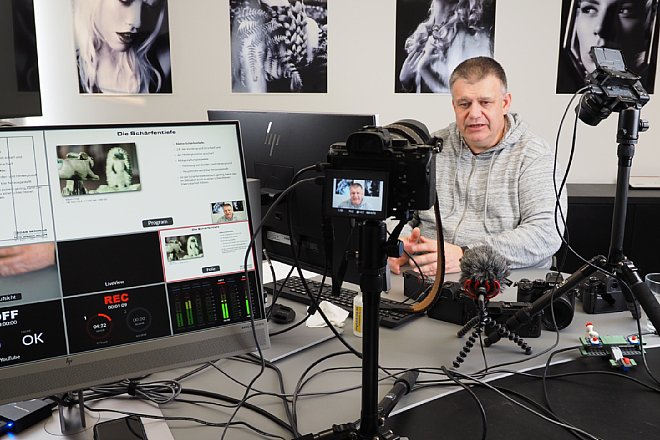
[485,319,532,354]
[457,316,481,338]
[453,323,483,368]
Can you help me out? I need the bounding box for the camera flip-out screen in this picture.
[325,170,388,220]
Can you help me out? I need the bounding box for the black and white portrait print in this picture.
[556,0,659,94]
[230,0,328,93]
[395,0,496,93]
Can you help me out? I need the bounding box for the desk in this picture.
[15,263,660,439]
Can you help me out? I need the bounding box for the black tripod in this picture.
[485,106,660,346]
[295,220,414,440]
[454,285,531,368]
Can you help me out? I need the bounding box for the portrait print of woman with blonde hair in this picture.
[395,0,496,93]
[72,0,172,94]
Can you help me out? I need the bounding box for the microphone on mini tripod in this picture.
[459,245,511,302]
[453,246,531,366]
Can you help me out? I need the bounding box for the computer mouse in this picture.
[270,304,296,324]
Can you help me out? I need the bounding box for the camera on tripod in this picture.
[325,120,441,221]
[577,47,650,126]
[516,272,576,331]
[425,280,542,338]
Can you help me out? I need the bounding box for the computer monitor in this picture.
[206,110,378,286]
[0,121,268,405]
[0,0,42,119]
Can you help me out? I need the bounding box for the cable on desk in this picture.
[441,366,487,440]
[542,345,608,440]
[486,367,660,394]
[240,353,297,431]
[540,344,660,440]
[450,369,603,440]
[82,403,288,439]
[54,389,288,438]
[232,177,331,440]
[290,350,357,436]
[88,378,182,404]
[179,388,294,435]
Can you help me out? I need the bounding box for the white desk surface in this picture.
[14,261,658,439]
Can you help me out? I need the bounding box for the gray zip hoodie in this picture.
[411,113,567,269]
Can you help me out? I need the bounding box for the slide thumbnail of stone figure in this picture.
[230,0,328,93]
[556,0,659,94]
[71,0,172,94]
[395,0,495,93]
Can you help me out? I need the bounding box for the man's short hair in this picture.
[223,203,233,208]
[449,56,508,92]
[350,182,363,189]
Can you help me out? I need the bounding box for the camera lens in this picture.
[576,91,612,126]
[541,295,575,331]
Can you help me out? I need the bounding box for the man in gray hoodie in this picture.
[390,56,567,275]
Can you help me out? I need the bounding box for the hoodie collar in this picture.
[455,113,521,156]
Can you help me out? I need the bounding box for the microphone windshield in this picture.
[459,245,510,299]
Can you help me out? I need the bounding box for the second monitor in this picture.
[207,110,378,288]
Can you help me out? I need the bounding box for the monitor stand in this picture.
[24,396,174,439]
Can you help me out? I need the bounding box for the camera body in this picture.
[426,281,541,338]
[517,272,576,331]
[577,47,650,126]
[326,120,440,220]
[576,271,628,314]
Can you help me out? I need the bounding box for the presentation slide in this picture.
[44,124,246,241]
[0,131,54,246]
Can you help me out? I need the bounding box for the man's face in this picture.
[451,74,512,154]
[349,185,364,206]
[223,205,234,219]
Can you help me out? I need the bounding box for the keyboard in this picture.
[264,276,420,329]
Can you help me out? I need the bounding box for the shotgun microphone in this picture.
[378,369,419,419]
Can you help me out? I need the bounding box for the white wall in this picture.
[21,0,660,183]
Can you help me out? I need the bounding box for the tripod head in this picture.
[576,47,649,127]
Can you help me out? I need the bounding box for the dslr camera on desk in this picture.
[575,271,630,314]
[516,272,576,330]
[413,275,542,338]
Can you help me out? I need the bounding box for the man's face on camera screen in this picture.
[349,184,364,206]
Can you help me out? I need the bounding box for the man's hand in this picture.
[0,243,56,277]
[442,242,464,274]
[388,227,422,275]
[387,228,466,276]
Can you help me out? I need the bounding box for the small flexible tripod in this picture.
[453,281,531,368]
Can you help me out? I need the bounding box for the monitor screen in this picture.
[0,0,42,119]
[206,110,378,285]
[0,121,268,405]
